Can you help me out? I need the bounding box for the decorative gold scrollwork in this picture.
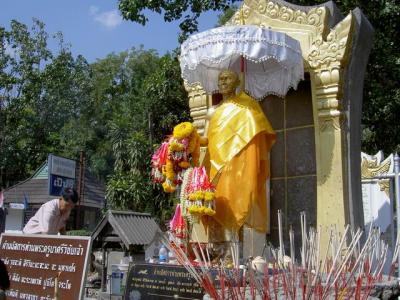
[307,13,354,69]
[229,0,326,37]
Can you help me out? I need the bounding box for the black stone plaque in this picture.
[124,263,204,300]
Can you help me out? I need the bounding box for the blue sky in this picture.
[0,0,221,62]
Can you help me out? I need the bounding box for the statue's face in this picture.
[218,70,239,95]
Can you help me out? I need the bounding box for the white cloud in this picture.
[89,6,122,29]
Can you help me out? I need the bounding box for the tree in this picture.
[0,19,190,224]
[105,52,190,223]
[0,19,92,188]
[216,4,237,26]
[118,0,237,42]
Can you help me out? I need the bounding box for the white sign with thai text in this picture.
[48,154,76,178]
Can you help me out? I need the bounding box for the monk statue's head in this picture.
[218,69,240,99]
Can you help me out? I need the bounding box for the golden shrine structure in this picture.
[185,0,374,251]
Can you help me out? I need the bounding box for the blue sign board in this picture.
[48,174,75,196]
[48,154,76,196]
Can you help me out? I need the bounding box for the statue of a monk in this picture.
[205,69,276,234]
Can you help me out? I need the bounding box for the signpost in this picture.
[48,154,76,196]
[0,233,91,300]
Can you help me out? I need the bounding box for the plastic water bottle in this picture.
[159,245,168,263]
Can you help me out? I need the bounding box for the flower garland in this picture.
[151,142,169,183]
[180,167,198,224]
[170,204,186,240]
[151,122,201,193]
[173,122,194,139]
[184,166,216,217]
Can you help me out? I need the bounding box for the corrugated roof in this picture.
[91,210,162,248]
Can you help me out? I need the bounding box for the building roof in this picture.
[3,161,105,208]
[91,210,162,249]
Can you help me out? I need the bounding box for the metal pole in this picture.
[393,153,400,277]
[76,151,85,229]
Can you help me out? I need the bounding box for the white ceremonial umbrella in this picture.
[180,25,304,99]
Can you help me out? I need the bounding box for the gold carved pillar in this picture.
[307,13,354,238]
[185,84,210,136]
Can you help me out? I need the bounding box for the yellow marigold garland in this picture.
[187,205,215,216]
[165,159,175,180]
[169,140,184,152]
[173,122,194,139]
[162,180,176,193]
[204,191,215,201]
[152,122,204,196]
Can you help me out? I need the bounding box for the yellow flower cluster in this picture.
[164,160,175,180]
[187,190,215,216]
[188,191,215,202]
[161,160,176,192]
[172,121,200,166]
[169,141,184,152]
[162,179,176,193]
[173,122,194,139]
[187,206,216,216]
[204,191,214,201]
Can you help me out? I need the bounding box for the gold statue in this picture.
[204,69,276,234]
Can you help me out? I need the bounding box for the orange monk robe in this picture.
[207,92,276,233]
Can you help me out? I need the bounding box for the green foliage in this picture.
[106,131,152,211]
[118,0,238,42]
[216,4,238,26]
[140,54,191,140]
[0,19,92,187]
[105,53,190,224]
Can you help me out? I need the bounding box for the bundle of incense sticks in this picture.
[163,212,399,300]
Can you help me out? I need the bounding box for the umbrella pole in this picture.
[240,55,246,92]
[239,8,246,92]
